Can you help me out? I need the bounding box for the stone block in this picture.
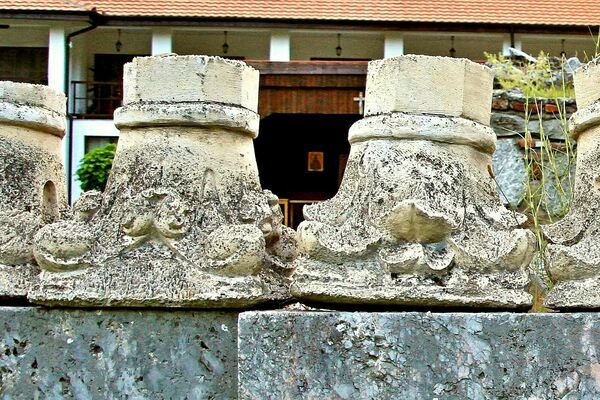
[123,54,259,112]
[0,82,68,299]
[239,311,600,399]
[30,55,296,308]
[364,55,493,126]
[0,81,66,135]
[528,118,567,140]
[0,307,238,399]
[491,112,526,136]
[292,55,534,309]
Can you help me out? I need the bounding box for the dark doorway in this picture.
[255,113,359,227]
[90,54,138,116]
[93,54,137,82]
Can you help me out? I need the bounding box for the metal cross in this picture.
[353,91,365,115]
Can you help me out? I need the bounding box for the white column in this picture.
[269,30,291,61]
[48,27,68,169]
[152,28,173,55]
[502,33,522,56]
[48,27,66,93]
[384,32,404,58]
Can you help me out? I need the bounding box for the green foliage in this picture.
[76,143,117,192]
[485,51,575,98]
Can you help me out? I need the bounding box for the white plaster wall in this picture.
[404,33,504,61]
[291,32,384,60]
[0,26,48,47]
[69,34,89,114]
[83,28,152,74]
[521,34,598,59]
[173,30,270,60]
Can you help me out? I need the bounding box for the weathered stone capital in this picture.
[292,55,533,309]
[348,112,496,154]
[0,81,66,136]
[114,102,260,137]
[0,81,68,299]
[30,55,294,308]
[543,57,600,310]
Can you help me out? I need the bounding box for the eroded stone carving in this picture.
[292,55,535,308]
[29,55,296,307]
[544,58,600,309]
[0,82,68,298]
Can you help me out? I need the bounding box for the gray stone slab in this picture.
[0,307,238,399]
[492,138,527,207]
[239,311,600,399]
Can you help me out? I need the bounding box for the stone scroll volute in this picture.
[291,55,536,309]
[0,82,68,298]
[30,55,296,307]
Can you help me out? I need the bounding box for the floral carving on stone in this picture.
[29,56,296,307]
[291,55,535,308]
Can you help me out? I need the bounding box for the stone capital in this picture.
[0,82,68,298]
[30,55,295,308]
[292,55,534,309]
[544,58,600,309]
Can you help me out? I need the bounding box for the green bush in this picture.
[76,143,117,192]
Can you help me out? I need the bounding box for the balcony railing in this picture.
[70,80,123,118]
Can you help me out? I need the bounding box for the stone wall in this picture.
[1,308,600,399]
[490,89,576,210]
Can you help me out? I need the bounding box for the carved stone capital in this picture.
[292,55,535,308]
[30,55,296,308]
[0,81,68,298]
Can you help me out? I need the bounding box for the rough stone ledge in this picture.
[348,112,496,154]
[114,101,260,137]
[239,311,600,399]
[0,307,238,399]
[0,101,66,136]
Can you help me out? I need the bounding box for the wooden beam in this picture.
[249,61,367,75]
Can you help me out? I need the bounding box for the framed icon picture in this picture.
[307,151,324,172]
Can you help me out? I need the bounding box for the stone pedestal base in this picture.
[0,307,238,398]
[239,311,600,399]
[292,260,531,309]
[4,308,600,398]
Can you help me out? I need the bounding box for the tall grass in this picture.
[486,50,579,309]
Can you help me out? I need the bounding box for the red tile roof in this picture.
[2,0,600,26]
[0,0,87,12]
